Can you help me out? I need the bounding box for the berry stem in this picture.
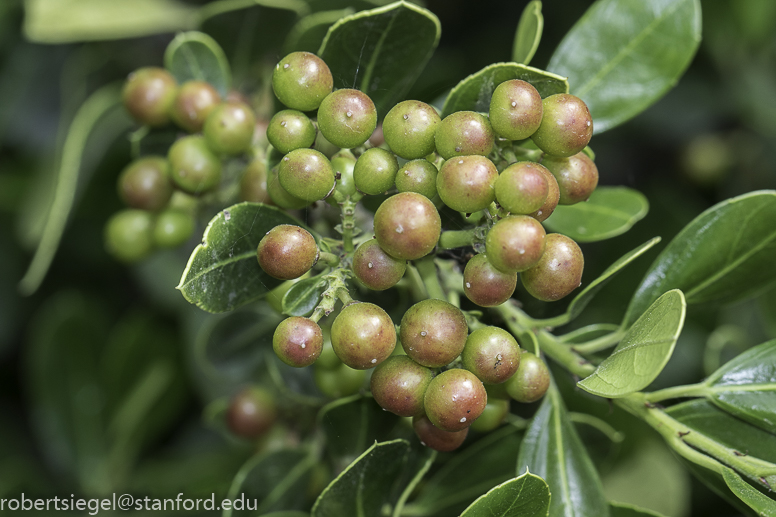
[414,256,447,301]
[438,229,476,250]
[569,329,626,354]
[339,194,362,253]
[317,251,340,267]
[310,267,353,322]
[129,125,149,158]
[642,382,710,403]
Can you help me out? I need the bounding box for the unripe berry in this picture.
[531,94,593,157]
[435,111,495,159]
[528,164,560,222]
[395,159,438,199]
[168,135,222,194]
[314,361,367,398]
[227,387,277,439]
[331,150,357,196]
[267,166,309,209]
[413,414,468,452]
[401,299,468,368]
[153,209,194,248]
[485,215,546,273]
[373,192,441,260]
[488,79,543,140]
[494,161,550,215]
[354,147,399,195]
[239,158,272,204]
[437,155,498,213]
[370,356,434,417]
[541,152,599,205]
[463,253,517,307]
[170,80,221,132]
[273,316,324,367]
[122,67,177,126]
[424,369,487,432]
[272,52,333,111]
[505,352,550,403]
[257,225,319,280]
[317,89,377,149]
[104,209,154,262]
[267,109,316,154]
[278,148,335,202]
[461,327,521,384]
[520,233,584,301]
[383,100,441,159]
[117,156,173,211]
[203,101,256,155]
[330,302,396,369]
[353,238,406,291]
[469,398,510,432]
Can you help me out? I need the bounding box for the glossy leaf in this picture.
[578,290,686,398]
[164,31,231,97]
[317,395,398,461]
[441,62,568,118]
[517,385,609,517]
[609,503,666,517]
[284,8,355,53]
[547,0,702,133]
[282,275,327,316]
[460,470,550,517]
[722,467,776,516]
[512,1,543,66]
[543,187,649,243]
[177,203,306,313]
[625,188,776,329]
[318,1,440,117]
[703,339,776,434]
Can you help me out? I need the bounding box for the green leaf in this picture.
[517,385,609,517]
[317,395,398,461]
[609,503,666,517]
[543,187,649,243]
[19,84,132,295]
[460,471,550,517]
[547,0,702,133]
[177,203,306,313]
[164,31,231,97]
[721,467,776,516]
[284,8,355,54]
[702,339,776,434]
[578,290,686,398]
[441,62,568,118]
[318,1,440,117]
[625,191,776,327]
[512,1,543,66]
[24,0,197,43]
[282,275,327,316]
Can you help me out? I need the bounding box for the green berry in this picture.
[257,224,319,280]
[424,369,487,432]
[273,316,323,367]
[203,101,256,155]
[434,111,495,159]
[370,356,434,417]
[104,209,154,262]
[413,414,468,452]
[226,387,277,439]
[331,150,357,196]
[239,157,272,204]
[170,80,221,133]
[314,362,367,397]
[400,299,468,368]
[395,159,438,199]
[469,399,510,432]
[122,67,177,126]
[278,148,335,202]
[505,352,550,403]
[117,155,173,211]
[373,192,441,260]
[531,94,593,157]
[488,79,543,140]
[485,215,546,272]
[272,52,333,111]
[267,166,309,209]
[317,89,377,149]
[383,100,441,159]
[437,155,498,213]
[330,302,397,370]
[463,253,517,307]
[527,164,560,222]
[168,135,222,194]
[521,233,584,301]
[267,109,316,154]
[353,238,406,291]
[353,147,399,195]
[541,152,599,205]
[461,327,521,384]
[153,209,194,248]
[494,161,550,214]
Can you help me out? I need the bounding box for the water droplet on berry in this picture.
[465,282,471,288]
[460,417,467,423]
[511,101,517,107]
[371,358,377,364]
[367,262,374,268]
[301,343,306,349]
[420,331,427,337]
[346,111,353,118]
[283,63,290,69]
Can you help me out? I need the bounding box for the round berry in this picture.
[203,101,256,155]
[317,89,377,149]
[330,302,396,370]
[353,238,406,291]
[331,150,357,196]
[370,355,434,417]
[104,209,154,262]
[272,52,333,111]
[469,399,510,432]
[239,158,272,203]
[122,67,177,126]
[463,253,517,307]
[257,224,319,280]
[383,100,441,159]
[267,166,309,209]
[170,80,221,133]
[424,369,487,432]
[494,161,550,214]
[505,352,550,403]
[434,111,495,159]
[354,148,399,195]
[314,362,367,397]
[273,316,323,367]
[520,233,584,302]
[461,327,521,384]
[488,79,543,140]
[528,164,560,222]
[117,156,173,211]
[541,152,599,205]
[437,155,498,213]
[267,109,316,154]
[153,209,194,248]
[278,148,335,202]
[168,135,222,194]
[413,414,468,452]
[395,159,438,199]
[531,94,593,157]
[400,299,468,368]
[485,215,546,273]
[373,192,441,260]
[227,387,277,439]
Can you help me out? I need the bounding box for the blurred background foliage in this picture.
[1,0,775,515]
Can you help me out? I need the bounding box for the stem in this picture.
[317,251,340,268]
[643,382,710,403]
[438,229,476,250]
[414,256,446,301]
[339,197,360,253]
[571,329,626,354]
[403,264,428,302]
[310,268,352,322]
